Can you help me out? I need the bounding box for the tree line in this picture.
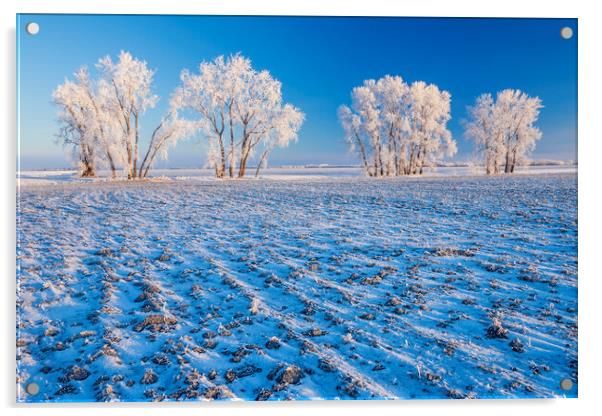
[339,76,455,177]
[53,51,542,179]
[464,90,543,174]
[339,76,543,177]
[53,52,303,179]
[53,52,195,179]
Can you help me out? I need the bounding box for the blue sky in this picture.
[17,14,577,169]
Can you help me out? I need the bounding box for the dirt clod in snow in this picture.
[265,337,281,349]
[486,317,509,339]
[303,328,328,337]
[140,369,158,385]
[66,366,90,381]
[509,338,525,353]
[276,365,303,385]
[134,315,177,333]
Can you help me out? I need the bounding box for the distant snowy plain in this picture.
[16,169,578,402]
[17,165,576,186]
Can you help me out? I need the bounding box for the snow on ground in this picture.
[16,173,577,402]
[17,165,577,187]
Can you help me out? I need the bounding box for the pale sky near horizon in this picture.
[17,15,577,170]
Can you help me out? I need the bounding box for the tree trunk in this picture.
[387,138,394,176]
[132,114,139,179]
[81,164,95,177]
[228,103,235,178]
[238,152,249,178]
[415,147,422,175]
[510,148,518,173]
[237,124,251,178]
[139,147,152,179]
[141,145,159,179]
[504,148,511,173]
[143,145,163,179]
[106,150,117,179]
[377,139,384,177]
[398,143,406,176]
[80,157,95,177]
[485,146,492,175]
[408,145,416,175]
[140,121,165,178]
[228,142,235,177]
[80,143,96,177]
[217,135,226,178]
[353,131,371,176]
[124,117,133,179]
[373,157,379,178]
[391,133,401,176]
[255,149,270,177]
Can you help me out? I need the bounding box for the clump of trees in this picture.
[464,89,543,174]
[54,52,544,180]
[53,51,195,179]
[338,75,456,177]
[172,54,304,178]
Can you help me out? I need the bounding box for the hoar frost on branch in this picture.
[53,53,545,180]
[53,51,192,179]
[53,67,120,177]
[138,111,198,179]
[465,89,543,174]
[172,54,304,178]
[339,75,456,177]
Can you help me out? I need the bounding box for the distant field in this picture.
[16,165,577,187]
[16,173,578,401]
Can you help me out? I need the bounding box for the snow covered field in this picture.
[16,165,577,186]
[16,172,578,402]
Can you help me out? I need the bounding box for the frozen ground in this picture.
[16,165,577,186]
[16,173,577,402]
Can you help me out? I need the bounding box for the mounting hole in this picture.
[560,378,573,391]
[560,27,573,40]
[25,22,39,35]
[25,382,40,395]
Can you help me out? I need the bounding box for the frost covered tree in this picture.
[339,76,455,177]
[464,94,501,174]
[53,67,122,177]
[53,51,190,179]
[97,51,158,179]
[407,81,456,175]
[254,104,304,177]
[172,54,304,178]
[465,89,543,174]
[53,71,99,177]
[137,110,197,178]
